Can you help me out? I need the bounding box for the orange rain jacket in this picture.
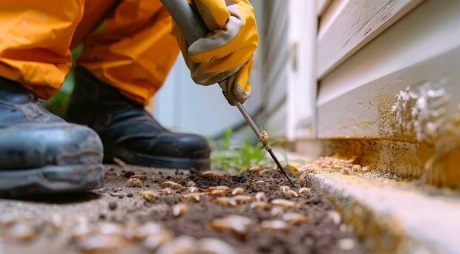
[0,0,179,106]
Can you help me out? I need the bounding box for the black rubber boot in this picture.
[0,77,104,196]
[66,67,211,171]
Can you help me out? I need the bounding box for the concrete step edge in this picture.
[303,172,460,254]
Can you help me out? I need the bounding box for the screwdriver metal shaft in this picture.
[235,102,295,188]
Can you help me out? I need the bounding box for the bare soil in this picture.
[0,165,364,254]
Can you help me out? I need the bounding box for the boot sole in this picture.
[111,148,211,171]
[0,164,104,196]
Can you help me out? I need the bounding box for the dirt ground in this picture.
[0,165,364,254]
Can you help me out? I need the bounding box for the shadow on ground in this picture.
[0,191,101,204]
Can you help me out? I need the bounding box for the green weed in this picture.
[211,128,286,174]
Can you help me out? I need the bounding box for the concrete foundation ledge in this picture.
[303,171,460,254]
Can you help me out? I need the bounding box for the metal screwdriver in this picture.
[160,0,295,187]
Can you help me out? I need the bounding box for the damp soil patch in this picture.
[0,165,364,254]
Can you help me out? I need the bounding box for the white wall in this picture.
[154,58,239,137]
[259,0,317,140]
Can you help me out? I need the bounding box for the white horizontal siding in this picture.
[317,0,423,79]
[317,0,460,139]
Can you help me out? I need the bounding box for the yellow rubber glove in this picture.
[172,0,259,105]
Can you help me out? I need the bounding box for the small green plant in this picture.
[211,128,286,174]
[238,139,266,168]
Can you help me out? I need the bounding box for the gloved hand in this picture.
[172,0,259,105]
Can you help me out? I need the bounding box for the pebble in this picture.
[99,212,108,220]
[110,192,124,197]
[108,201,118,210]
[127,193,134,197]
